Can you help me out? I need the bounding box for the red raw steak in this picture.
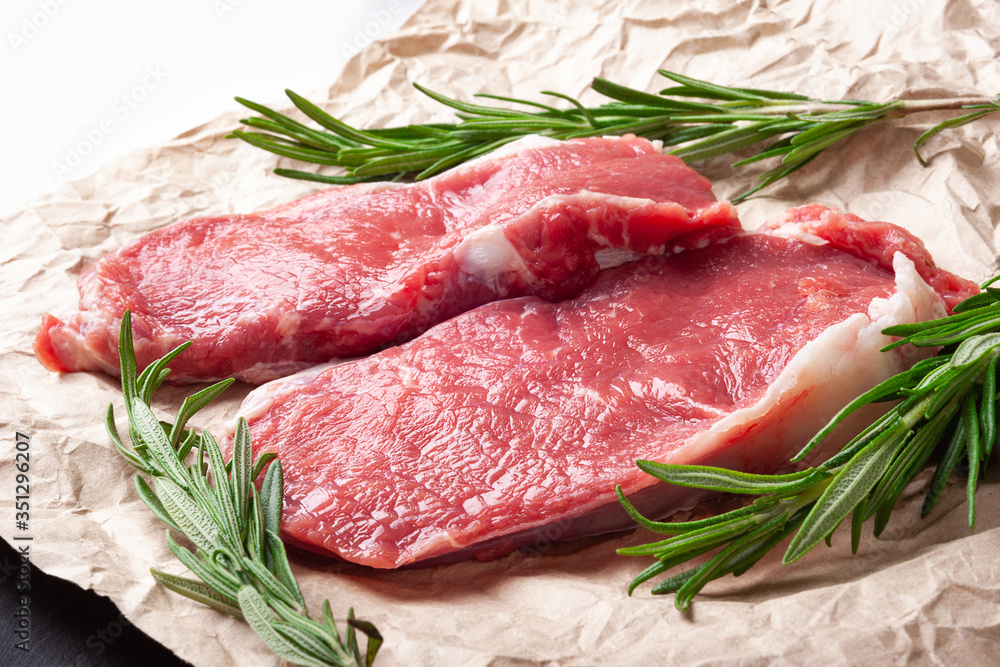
[234,205,976,568]
[35,135,736,384]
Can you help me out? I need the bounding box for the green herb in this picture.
[230,70,999,202]
[617,278,1000,610]
[107,311,382,667]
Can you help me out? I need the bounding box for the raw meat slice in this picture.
[34,134,737,384]
[233,207,976,569]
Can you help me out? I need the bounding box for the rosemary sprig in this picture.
[617,279,1000,610]
[107,311,382,667]
[230,70,999,202]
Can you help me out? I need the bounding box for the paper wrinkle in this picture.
[3,0,1000,665]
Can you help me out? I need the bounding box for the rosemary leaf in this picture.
[260,459,284,539]
[242,552,303,611]
[238,586,332,667]
[246,486,268,575]
[634,461,828,495]
[136,343,190,404]
[593,77,718,111]
[616,483,782,535]
[914,105,1000,166]
[107,405,152,473]
[287,89,416,150]
[133,476,183,534]
[867,398,961,531]
[784,428,908,564]
[962,392,982,528]
[921,403,971,518]
[980,355,998,460]
[251,451,278,483]
[203,431,242,544]
[647,563,704,596]
[169,379,235,448]
[232,417,253,540]
[265,530,303,603]
[230,131,350,166]
[164,532,241,599]
[673,513,789,610]
[155,476,225,553]
[130,401,191,489]
[150,569,244,619]
[273,621,345,665]
[234,96,358,150]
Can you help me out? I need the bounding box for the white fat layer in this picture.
[487,134,661,161]
[672,251,945,468]
[598,134,663,152]
[453,225,535,284]
[765,222,829,246]
[594,248,643,270]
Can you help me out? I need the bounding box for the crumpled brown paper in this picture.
[3,0,1000,664]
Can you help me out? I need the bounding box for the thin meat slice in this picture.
[234,208,975,568]
[34,135,736,384]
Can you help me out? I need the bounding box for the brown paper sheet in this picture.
[4,0,1000,664]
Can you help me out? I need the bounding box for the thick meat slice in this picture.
[34,135,736,384]
[234,207,975,569]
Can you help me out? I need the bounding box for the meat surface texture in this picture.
[234,207,974,569]
[35,135,736,384]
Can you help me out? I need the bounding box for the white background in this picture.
[0,0,426,216]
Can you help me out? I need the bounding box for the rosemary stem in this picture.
[746,97,998,117]
[897,97,999,112]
